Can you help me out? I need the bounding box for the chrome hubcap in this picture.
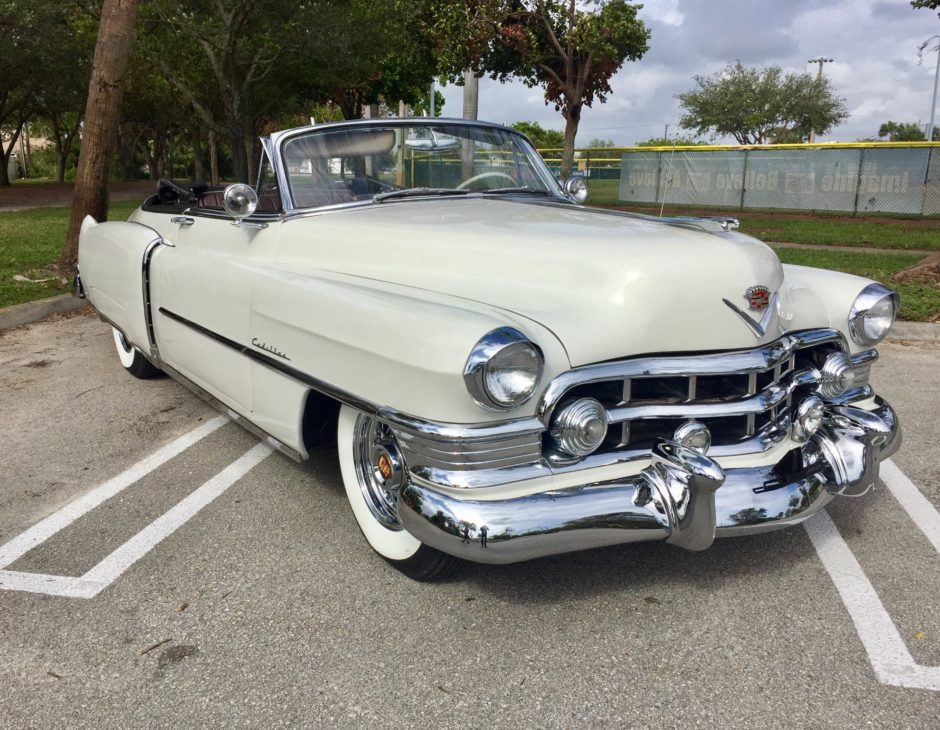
[353,415,406,530]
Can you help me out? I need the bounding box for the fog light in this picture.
[793,396,825,443]
[818,352,852,399]
[674,421,711,454]
[551,398,608,457]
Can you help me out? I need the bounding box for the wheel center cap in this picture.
[377,452,393,481]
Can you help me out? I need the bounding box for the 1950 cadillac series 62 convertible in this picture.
[78,118,901,580]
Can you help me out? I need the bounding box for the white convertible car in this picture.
[78,119,901,580]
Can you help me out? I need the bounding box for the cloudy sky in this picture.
[438,0,940,145]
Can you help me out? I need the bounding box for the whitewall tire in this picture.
[337,405,457,580]
[112,327,162,379]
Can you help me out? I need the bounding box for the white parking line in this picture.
[0,416,226,569]
[0,419,272,599]
[880,460,940,554]
[805,459,940,692]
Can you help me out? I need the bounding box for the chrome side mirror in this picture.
[223,183,266,229]
[563,176,589,204]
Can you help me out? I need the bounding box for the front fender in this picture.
[782,264,882,354]
[249,265,570,423]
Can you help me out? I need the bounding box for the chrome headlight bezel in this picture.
[464,328,544,411]
[848,283,899,346]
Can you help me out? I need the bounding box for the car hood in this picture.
[282,198,788,367]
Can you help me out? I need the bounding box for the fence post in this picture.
[922,147,933,217]
[852,147,866,216]
[739,149,749,210]
[655,151,663,207]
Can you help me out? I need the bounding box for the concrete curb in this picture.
[0,294,88,332]
[887,321,940,343]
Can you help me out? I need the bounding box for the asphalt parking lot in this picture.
[1,310,938,728]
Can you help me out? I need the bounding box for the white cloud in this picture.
[437,0,940,145]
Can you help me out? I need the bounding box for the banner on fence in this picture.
[615,145,940,216]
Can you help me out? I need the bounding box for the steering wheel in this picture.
[456,171,517,191]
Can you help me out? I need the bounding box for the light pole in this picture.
[919,36,940,142]
[807,57,834,143]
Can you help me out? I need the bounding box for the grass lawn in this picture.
[0,201,138,308]
[1,194,937,323]
[774,248,938,322]
[586,179,940,251]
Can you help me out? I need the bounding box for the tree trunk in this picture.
[0,152,10,186]
[560,104,581,181]
[245,130,257,184]
[226,107,249,183]
[192,124,204,181]
[461,71,479,179]
[52,116,67,183]
[0,124,22,186]
[208,129,219,185]
[61,0,140,272]
[55,151,67,184]
[462,71,479,120]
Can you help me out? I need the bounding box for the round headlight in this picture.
[848,283,899,346]
[464,328,543,410]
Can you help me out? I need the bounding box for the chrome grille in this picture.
[540,330,868,465]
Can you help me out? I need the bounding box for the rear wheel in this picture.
[112,327,162,379]
[337,405,457,580]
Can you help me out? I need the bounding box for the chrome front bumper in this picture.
[397,398,900,564]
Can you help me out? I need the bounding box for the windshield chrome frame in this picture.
[266,118,566,214]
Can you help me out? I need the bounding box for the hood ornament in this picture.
[723,286,777,338]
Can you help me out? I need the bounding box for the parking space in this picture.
[1,310,938,727]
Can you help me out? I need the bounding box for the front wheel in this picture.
[112,327,162,379]
[337,405,457,580]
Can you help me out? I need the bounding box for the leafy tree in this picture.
[433,0,651,180]
[0,0,70,185]
[136,0,438,182]
[878,120,927,141]
[635,136,706,147]
[511,121,564,148]
[678,62,848,145]
[911,1,940,17]
[31,5,96,182]
[586,137,615,148]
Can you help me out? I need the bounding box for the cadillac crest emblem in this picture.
[744,285,771,311]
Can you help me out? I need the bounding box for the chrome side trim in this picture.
[157,361,303,462]
[141,235,164,358]
[155,309,548,475]
[158,307,382,419]
[83,301,301,462]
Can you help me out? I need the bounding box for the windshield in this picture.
[280,123,561,209]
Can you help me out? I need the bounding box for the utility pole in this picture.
[807,57,834,143]
[429,80,435,117]
[664,122,670,141]
[919,36,940,143]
